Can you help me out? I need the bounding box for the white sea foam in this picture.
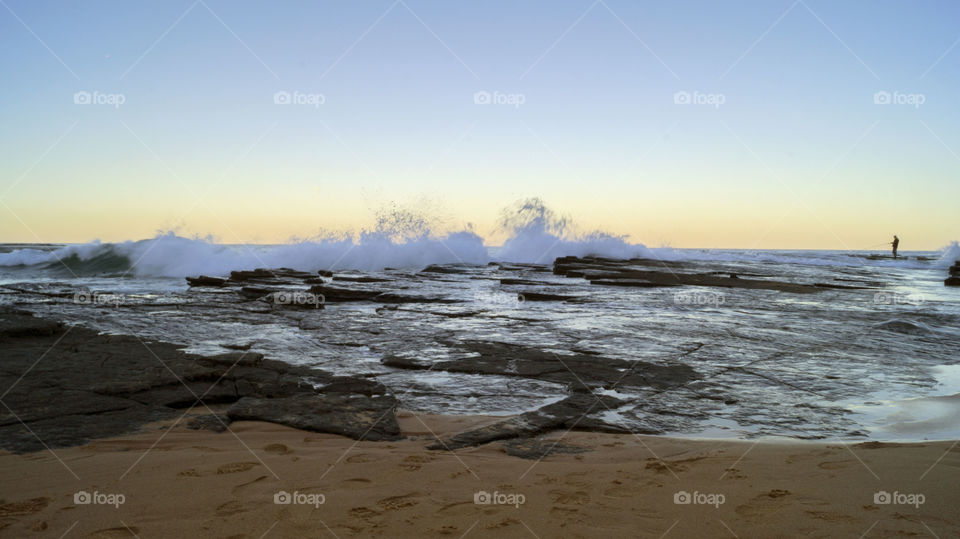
[0,199,955,278]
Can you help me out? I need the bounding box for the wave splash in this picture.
[1,198,956,278]
[0,198,652,278]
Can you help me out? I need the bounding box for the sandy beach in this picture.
[2,411,958,538]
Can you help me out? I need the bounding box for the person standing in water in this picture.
[891,235,900,259]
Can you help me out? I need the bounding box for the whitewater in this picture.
[1,200,959,442]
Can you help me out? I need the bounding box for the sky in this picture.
[1,0,958,249]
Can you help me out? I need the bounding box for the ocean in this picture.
[2,233,959,442]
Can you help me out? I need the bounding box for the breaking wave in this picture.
[0,198,954,278]
[0,199,656,277]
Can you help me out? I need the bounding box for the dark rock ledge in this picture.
[1,306,696,455]
[0,307,400,453]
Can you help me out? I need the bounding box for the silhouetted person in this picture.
[891,235,900,259]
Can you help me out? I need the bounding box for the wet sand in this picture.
[1,412,958,538]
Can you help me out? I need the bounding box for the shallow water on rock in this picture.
[2,248,958,441]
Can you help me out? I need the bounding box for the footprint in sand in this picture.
[377,493,422,511]
[817,460,854,470]
[484,518,519,530]
[177,468,201,478]
[805,510,857,523]
[0,497,50,517]
[535,475,560,485]
[735,489,792,521]
[346,454,376,464]
[437,501,474,516]
[231,475,268,495]
[550,505,585,523]
[88,527,140,538]
[401,455,433,471]
[785,449,836,464]
[341,478,372,487]
[549,490,591,505]
[603,479,635,498]
[215,500,257,517]
[349,506,382,521]
[721,467,747,479]
[264,443,292,455]
[216,462,259,474]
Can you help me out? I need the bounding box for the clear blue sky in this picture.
[1,0,958,248]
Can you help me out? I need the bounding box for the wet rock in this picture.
[230,269,278,282]
[220,342,254,351]
[873,319,932,335]
[244,268,315,281]
[0,307,401,452]
[227,393,400,441]
[0,309,61,339]
[373,293,460,304]
[186,414,231,432]
[307,285,457,304]
[125,380,238,408]
[239,286,274,300]
[319,377,388,396]
[186,275,227,287]
[333,275,393,283]
[205,351,265,368]
[384,341,698,392]
[500,437,589,459]
[517,291,580,302]
[813,282,872,290]
[428,393,626,450]
[555,256,825,294]
[0,406,179,453]
[589,279,679,288]
[946,277,960,286]
[420,264,474,274]
[308,285,381,302]
[499,278,555,286]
